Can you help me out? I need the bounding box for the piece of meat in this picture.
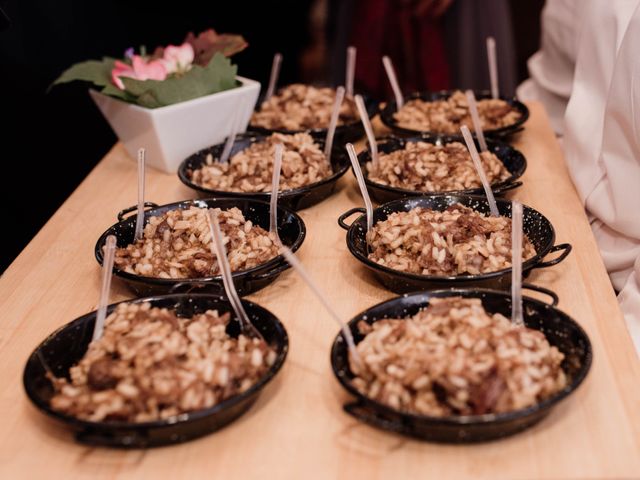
[470,369,507,415]
[155,219,171,238]
[451,214,487,243]
[87,358,119,390]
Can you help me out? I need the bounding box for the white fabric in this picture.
[563,0,640,351]
[619,257,640,349]
[517,0,583,134]
[563,0,638,199]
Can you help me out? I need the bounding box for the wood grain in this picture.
[1,102,639,479]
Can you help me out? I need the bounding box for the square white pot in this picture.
[89,76,261,173]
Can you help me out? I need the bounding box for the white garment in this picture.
[563,0,640,351]
[517,0,582,134]
[619,257,640,349]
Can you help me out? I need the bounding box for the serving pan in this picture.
[380,90,529,141]
[331,288,592,442]
[355,135,526,203]
[96,198,305,296]
[338,195,571,293]
[249,88,379,145]
[178,133,350,211]
[23,294,289,448]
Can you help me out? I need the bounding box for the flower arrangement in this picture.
[52,29,248,108]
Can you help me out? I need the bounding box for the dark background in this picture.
[0,0,543,272]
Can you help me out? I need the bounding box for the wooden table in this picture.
[1,103,639,479]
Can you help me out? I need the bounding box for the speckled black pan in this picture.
[248,88,379,145]
[95,198,305,297]
[356,136,526,203]
[338,195,571,293]
[178,133,350,211]
[331,288,592,443]
[380,90,529,141]
[23,294,288,448]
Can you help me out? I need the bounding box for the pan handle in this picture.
[168,281,219,295]
[338,208,366,230]
[493,181,523,195]
[117,202,159,222]
[343,401,411,436]
[532,243,572,270]
[521,283,559,307]
[489,126,525,139]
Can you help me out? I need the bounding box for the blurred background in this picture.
[0,0,544,272]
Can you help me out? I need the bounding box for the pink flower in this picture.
[111,55,167,90]
[161,43,195,74]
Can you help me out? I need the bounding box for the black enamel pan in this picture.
[249,88,379,145]
[178,133,349,211]
[356,136,527,203]
[95,198,305,297]
[331,288,592,443]
[338,195,571,293]
[380,90,529,141]
[23,294,289,448]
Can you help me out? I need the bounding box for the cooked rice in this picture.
[367,204,536,275]
[251,83,358,130]
[350,296,566,416]
[189,132,332,193]
[393,90,521,134]
[114,206,278,278]
[49,302,276,422]
[366,141,509,192]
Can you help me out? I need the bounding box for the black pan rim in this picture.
[344,194,556,283]
[379,89,530,139]
[247,87,379,136]
[330,287,593,427]
[23,293,289,431]
[177,133,351,200]
[94,197,306,286]
[356,136,527,197]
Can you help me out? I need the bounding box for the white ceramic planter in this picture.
[89,76,260,173]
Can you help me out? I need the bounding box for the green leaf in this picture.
[100,83,136,102]
[51,51,238,108]
[50,57,117,90]
[121,53,237,108]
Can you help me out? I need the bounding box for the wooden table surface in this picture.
[1,103,639,479]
